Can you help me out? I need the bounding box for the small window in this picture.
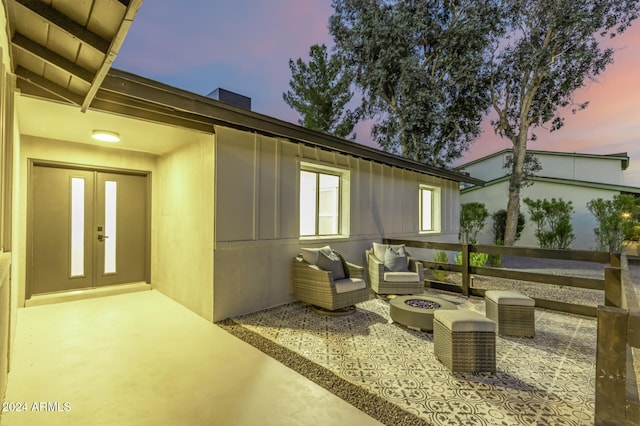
[300,170,341,236]
[419,185,440,233]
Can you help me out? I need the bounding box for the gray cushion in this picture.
[485,290,535,306]
[383,271,420,283]
[384,246,409,272]
[334,278,366,294]
[434,310,496,332]
[300,246,332,265]
[316,250,346,280]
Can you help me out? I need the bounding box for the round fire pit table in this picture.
[390,295,458,331]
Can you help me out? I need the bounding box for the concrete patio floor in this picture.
[0,290,382,426]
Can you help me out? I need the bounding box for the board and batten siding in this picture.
[213,126,461,320]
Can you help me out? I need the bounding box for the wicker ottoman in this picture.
[433,310,496,373]
[485,290,535,337]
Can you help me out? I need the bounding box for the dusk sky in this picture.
[114,1,640,187]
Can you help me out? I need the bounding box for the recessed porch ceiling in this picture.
[5,0,142,112]
[17,94,206,155]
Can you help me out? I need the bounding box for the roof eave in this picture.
[98,68,485,186]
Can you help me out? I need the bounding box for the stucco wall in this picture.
[460,152,624,185]
[461,180,620,250]
[460,154,507,182]
[213,126,461,321]
[153,135,215,321]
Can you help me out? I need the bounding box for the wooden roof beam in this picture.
[16,66,84,105]
[14,0,110,53]
[12,32,94,83]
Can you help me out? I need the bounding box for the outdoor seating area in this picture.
[293,242,541,377]
[223,287,598,425]
[285,240,640,423]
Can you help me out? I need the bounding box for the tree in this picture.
[491,209,525,244]
[587,194,639,252]
[488,0,640,246]
[459,202,489,244]
[283,44,360,139]
[524,197,575,249]
[329,0,501,166]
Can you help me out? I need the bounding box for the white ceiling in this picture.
[17,94,210,155]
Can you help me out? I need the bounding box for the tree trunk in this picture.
[504,136,528,246]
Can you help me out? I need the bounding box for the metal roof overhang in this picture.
[92,69,485,186]
[5,0,143,112]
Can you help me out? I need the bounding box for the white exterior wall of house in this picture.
[0,6,16,399]
[460,153,508,182]
[461,180,620,250]
[460,150,625,185]
[213,126,461,321]
[153,135,215,321]
[458,149,632,250]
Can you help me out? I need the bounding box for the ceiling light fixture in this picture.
[92,130,120,143]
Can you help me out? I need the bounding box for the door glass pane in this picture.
[300,171,317,236]
[104,181,117,274]
[318,174,339,235]
[70,178,85,277]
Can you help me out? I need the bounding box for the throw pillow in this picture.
[372,242,407,263]
[384,246,409,272]
[316,250,346,280]
[300,245,332,265]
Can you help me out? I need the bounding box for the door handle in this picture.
[98,235,109,241]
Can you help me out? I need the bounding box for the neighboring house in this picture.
[457,149,640,250]
[0,0,483,394]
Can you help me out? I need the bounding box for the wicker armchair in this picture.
[293,256,370,312]
[366,249,424,295]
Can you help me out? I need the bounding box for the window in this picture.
[299,164,349,238]
[420,185,440,232]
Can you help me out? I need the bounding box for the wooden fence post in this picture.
[461,244,470,296]
[595,305,628,425]
[604,267,622,308]
[610,252,621,268]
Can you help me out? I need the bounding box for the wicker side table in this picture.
[433,310,496,373]
[485,290,535,337]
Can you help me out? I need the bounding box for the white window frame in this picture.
[299,162,350,240]
[419,184,441,233]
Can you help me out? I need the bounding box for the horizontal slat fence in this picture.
[384,239,613,317]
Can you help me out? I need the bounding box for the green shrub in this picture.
[488,239,503,267]
[524,197,575,249]
[587,194,639,252]
[459,202,489,244]
[454,250,489,267]
[432,250,448,281]
[491,209,525,243]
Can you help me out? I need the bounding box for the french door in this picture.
[28,164,149,297]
